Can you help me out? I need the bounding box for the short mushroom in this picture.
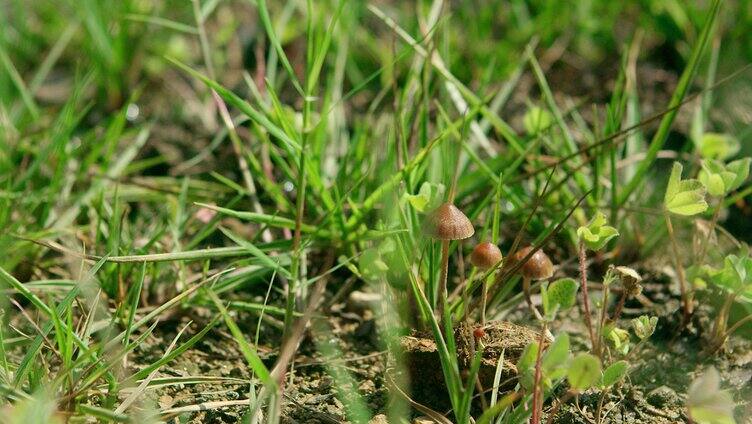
[470,242,503,324]
[511,246,554,320]
[425,203,475,319]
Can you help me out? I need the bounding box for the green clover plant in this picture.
[576,211,619,353]
[663,161,709,323]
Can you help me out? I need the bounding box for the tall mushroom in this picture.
[511,246,554,321]
[425,203,475,319]
[470,242,503,324]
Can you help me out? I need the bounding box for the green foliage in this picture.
[696,133,741,160]
[517,333,571,391]
[631,315,658,340]
[576,211,619,251]
[698,158,751,197]
[523,106,553,135]
[706,252,752,301]
[687,367,736,424]
[602,324,630,355]
[567,353,602,392]
[600,360,629,388]
[403,182,446,213]
[542,278,579,319]
[663,162,709,216]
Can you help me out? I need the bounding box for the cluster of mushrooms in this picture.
[424,202,554,325]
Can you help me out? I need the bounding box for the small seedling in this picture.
[686,367,736,424]
[702,251,752,352]
[576,211,619,351]
[663,161,708,323]
[696,157,750,262]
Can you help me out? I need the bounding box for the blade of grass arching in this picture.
[10,20,78,121]
[219,227,292,279]
[19,237,275,263]
[305,0,346,95]
[526,49,591,198]
[11,281,80,386]
[124,13,198,34]
[690,36,721,146]
[252,0,304,97]
[618,0,721,207]
[205,288,275,389]
[102,269,234,353]
[0,44,39,120]
[368,4,525,154]
[114,321,192,415]
[0,312,9,383]
[167,57,301,151]
[72,320,160,395]
[77,404,131,423]
[475,392,520,424]
[53,125,150,230]
[5,254,109,386]
[489,349,506,413]
[122,262,146,346]
[458,348,484,422]
[264,81,334,213]
[196,203,328,236]
[344,101,484,231]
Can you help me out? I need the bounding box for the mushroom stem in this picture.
[437,240,450,320]
[522,276,543,321]
[481,277,488,325]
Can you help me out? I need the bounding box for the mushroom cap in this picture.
[424,203,475,240]
[512,246,554,280]
[470,242,503,270]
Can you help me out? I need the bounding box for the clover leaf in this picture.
[404,182,445,213]
[576,211,619,251]
[567,353,602,392]
[664,162,708,216]
[706,253,752,301]
[696,132,740,160]
[687,367,736,424]
[601,360,629,388]
[698,158,751,197]
[631,315,658,340]
[542,278,579,319]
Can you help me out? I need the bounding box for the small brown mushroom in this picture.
[513,246,554,281]
[424,203,475,241]
[471,241,503,324]
[511,246,554,320]
[425,203,474,319]
[470,242,503,270]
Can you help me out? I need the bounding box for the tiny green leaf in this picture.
[698,158,751,197]
[706,253,752,300]
[601,360,629,388]
[523,106,553,135]
[567,353,602,391]
[542,333,570,376]
[576,211,619,251]
[664,162,708,216]
[631,315,658,340]
[543,278,579,317]
[697,132,740,160]
[404,182,445,213]
[687,367,736,424]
